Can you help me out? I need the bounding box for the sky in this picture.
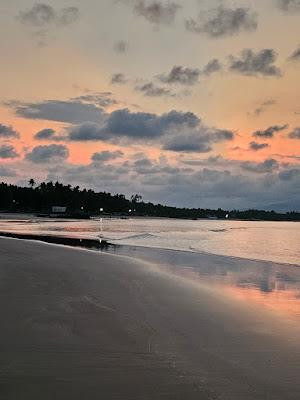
[0,0,299,211]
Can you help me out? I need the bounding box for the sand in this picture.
[0,237,300,400]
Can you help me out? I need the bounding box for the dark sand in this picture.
[0,238,300,399]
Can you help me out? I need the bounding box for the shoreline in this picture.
[0,237,300,399]
[1,211,300,223]
[1,230,299,269]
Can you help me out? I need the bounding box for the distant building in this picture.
[51,206,67,214]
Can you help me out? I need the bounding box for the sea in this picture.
[1,215,300,323]
[0,215,299,265]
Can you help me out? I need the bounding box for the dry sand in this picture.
[0,237,300,399]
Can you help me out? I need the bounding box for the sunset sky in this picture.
[0,0,299,210]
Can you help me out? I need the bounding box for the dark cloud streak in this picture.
[253,124,288,138]
[185,5,257,38]
[228,49,282,77]
[134,1,180,25]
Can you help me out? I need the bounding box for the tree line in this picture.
[0,180,299,221]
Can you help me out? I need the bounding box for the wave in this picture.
[111,233,159,241]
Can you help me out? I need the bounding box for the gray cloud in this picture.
[202,59,223,76]
[45,156,300,211]
[289,127,300,139]
[163,128,234,153]
[185,5,257,38]
[0,145,19,159]
[67,108,235,154]
[158,66,200,85]
[0,124,19,139]
[91,150,124,162]
[278,168,300,181]
[111,73,128,84]
[134,1,180,25]
[228,49,282,77]
[18,3,79,27]
[68,123,106,141]
[133,157,179,175]
[114,41,128,53]
[135,82,173,97]
[72,92,118,108]
[277,0,300,12]
[34,128,66,142]
[249,141,270,151]
[241,158,279,173]
[213,129,234,141]
[0,165,17,177]
[289,45,300,61]
[100,108,199,138]
[249,99,277,117]
[163,134,212,153]
[8,100,105,124]
[25,144,69,163]
[253,124,288,138]
[69,109,200,141]
[34,128,56,140]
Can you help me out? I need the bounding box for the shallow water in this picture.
[1,214,300,325]
[0,215,299,265]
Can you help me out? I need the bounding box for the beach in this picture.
[0,237,300,399]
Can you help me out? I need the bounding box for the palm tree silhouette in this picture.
[28,178,36,188]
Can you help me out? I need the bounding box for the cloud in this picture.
[114,41,128,53]
[241,158,279,173]
[72,92,118,108]
[38,155,300,211]
[91,150,124,162]
[249,99,277,117]
[185,5,257,38]
[289,127,300,139]
[202,59,223,76]
[34,128,66,142]
[278,168,300,181]
[68,123,106,141]
[0,165,17,177]
[0,124,20,139]
[157,66,200,85]
[102,109,200,138]
[25,144,69,163]
[135,82,173,97]
[289,45,300,61]
[0,145,19,159]
[253,124,288,138]
[134,1,180,25]
[213,129,234,141]
[163,128,234,153]
[34,128,56,140]
[277,0,300,12]
[18,3,79,27]
[67,107,234,154]
[8,99,105,124]
[163,134,212,153]
[69,109,200,141]
[228,49,282,77]
[133,157,179,174]
[111,73,128,84]
[249,141,270,151]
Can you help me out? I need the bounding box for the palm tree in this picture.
[28,178,36,188]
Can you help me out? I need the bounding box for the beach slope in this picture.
[0,237,300,399]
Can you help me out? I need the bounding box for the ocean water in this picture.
[0,215,299,266]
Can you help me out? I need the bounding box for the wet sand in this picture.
[0,237,300,399]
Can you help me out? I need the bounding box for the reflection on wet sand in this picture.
[105,245,300,324]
